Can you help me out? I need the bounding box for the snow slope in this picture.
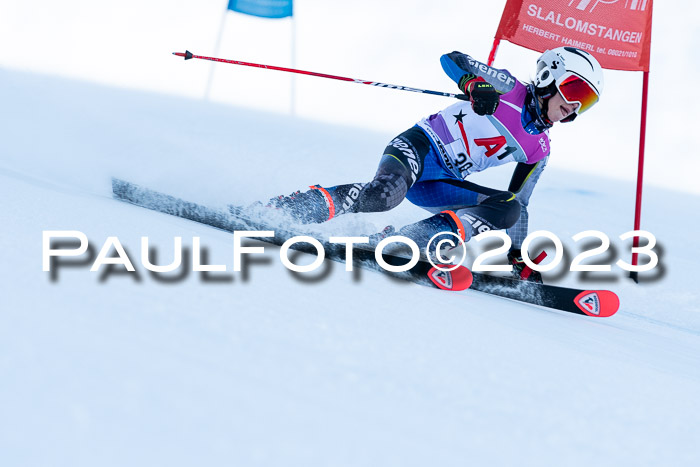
[2,68,700,466]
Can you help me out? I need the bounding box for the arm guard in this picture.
[440,51,517,95]
[505,158,548,249]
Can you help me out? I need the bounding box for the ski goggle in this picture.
[557,73,600,115]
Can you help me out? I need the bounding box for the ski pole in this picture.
[173,50,469,100]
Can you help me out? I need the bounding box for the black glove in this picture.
[507,249,543,283]
[465,77,500,116]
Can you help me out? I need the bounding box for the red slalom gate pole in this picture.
[173,51,468,100]
[487,38,501,67]
[630,70,650,284]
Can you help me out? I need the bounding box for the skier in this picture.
[265,47,604,282]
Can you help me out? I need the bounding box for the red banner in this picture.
[495,0,653,71]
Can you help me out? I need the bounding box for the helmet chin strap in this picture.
[524,84,553,134]
[540,97,554,126]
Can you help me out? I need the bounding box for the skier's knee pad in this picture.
[457,191,521,233]
[490,191,521,229]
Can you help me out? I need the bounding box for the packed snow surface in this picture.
[2,69,699,466]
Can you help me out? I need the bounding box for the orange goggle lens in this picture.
[558,74,599,114]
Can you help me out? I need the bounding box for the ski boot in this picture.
[267,185,336,224]
[367,225,396,247]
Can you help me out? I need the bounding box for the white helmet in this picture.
[534,47,604,122]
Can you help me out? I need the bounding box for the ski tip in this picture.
[172,51,194,60]
[428,265,473,291]
[574,290,620,317]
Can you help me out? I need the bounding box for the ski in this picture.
[111,178,473,292]
[468,273,619,317]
